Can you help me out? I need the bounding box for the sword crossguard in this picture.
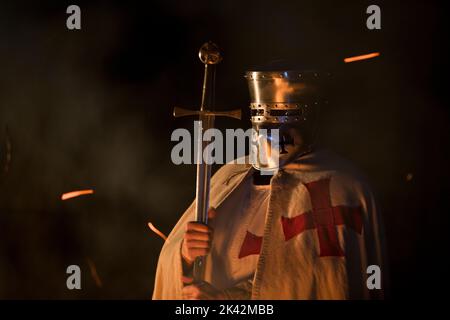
[173,42,241,121]
[173,106,242,120]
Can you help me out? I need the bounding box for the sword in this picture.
[173,42,241,282]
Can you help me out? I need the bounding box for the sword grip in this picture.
[193,256,206,282]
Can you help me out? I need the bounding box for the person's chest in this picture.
[211,177,271,281]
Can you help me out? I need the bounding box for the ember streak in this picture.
[61,189,94,201]
[344,52,380,63]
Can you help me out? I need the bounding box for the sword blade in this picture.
[194,114,214,224]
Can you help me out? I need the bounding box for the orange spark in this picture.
[61,189,94,200]
[147,222,168,241]
[344,52,380,63]
[86,257,103,288]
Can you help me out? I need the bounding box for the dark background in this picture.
[0,0,448,299]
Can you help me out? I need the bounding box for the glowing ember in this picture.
[61,189,94,200]
[406,173,414,182]
[86,257,103,288]
[148,222,168,241]
[344,52,380,63]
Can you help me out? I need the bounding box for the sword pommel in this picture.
[199,41,223,65]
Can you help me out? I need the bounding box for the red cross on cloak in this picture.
[238,177,363,259]
[281,178,363,257]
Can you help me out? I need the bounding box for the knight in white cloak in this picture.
[153,67,387,300]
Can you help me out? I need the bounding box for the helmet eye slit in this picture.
[269,109,301,117]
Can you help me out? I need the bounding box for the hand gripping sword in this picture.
[173,42,241,282]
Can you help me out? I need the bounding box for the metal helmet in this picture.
[245,69,329,173]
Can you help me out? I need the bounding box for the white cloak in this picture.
[152,149,387,299]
